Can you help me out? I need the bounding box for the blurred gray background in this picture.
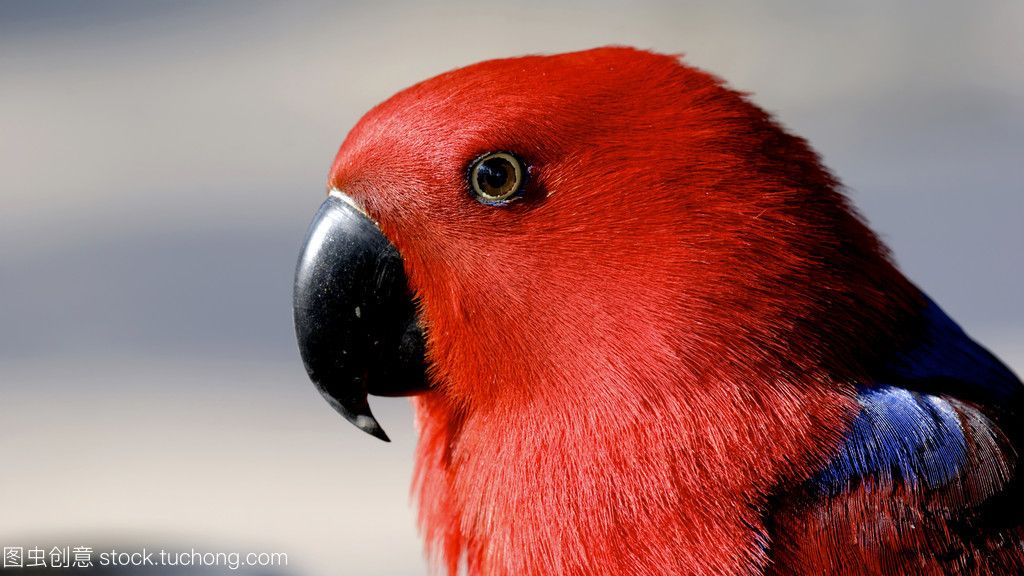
[1,1,1021,575]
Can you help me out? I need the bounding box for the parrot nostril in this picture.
[469,151,527,205]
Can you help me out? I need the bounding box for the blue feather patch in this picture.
[814,387,967,496]
[889,297,1021,403]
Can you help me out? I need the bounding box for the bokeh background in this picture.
[2,1,1022,574]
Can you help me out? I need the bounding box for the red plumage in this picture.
[326,48,1022,574]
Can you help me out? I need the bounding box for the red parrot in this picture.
[292,47,1024,575]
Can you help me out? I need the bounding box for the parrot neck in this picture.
[412,366,859,576]
[408,211,923,575]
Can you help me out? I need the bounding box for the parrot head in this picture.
[293,47,920,573]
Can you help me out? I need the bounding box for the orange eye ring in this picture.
[469,152,527,205]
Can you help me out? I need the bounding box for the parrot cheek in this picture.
[293,190,431,442]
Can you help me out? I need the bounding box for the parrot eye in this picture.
[468,152,527,205]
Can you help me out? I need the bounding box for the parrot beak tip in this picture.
[359,418,391,443]
[317,387,392,442]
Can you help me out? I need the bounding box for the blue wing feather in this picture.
[814,387,968,495]
[887,297,1022,404]
[813,295,1022,496]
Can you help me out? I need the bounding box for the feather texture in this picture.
[771,299,1023,574]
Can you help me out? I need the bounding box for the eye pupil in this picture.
[469,152,525,204]
[479,159,510,189]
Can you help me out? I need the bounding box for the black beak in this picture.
[293,192,430,441]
